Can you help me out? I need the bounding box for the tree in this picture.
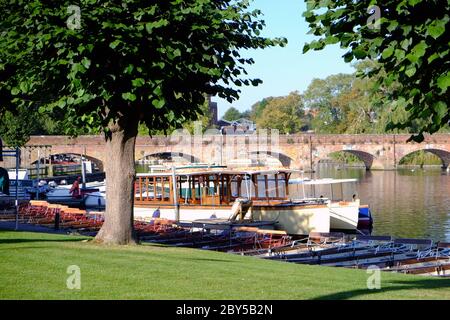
[303,73,354,133]
[240,109,251,119]
[0,106,42,147]
[0,105,88,147]
[255,92,305,134]
[181,98,213,134]
[250,97,271,121]
[303,0,450,141]
[222,107,242,121]
[302,61,436,135]
[0,1,285,244]
[138,97,213,135]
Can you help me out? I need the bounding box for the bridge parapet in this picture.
[10,133,448,171]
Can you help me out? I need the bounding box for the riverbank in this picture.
[1,231,449,300]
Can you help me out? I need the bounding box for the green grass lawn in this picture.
[0,230,449,300]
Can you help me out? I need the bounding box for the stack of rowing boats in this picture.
[256,233,450,278]
[142,226,292,252]
[15,200,183,237]
[17,201,103,231]
[141,228,450,277]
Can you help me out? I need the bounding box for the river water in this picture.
[314,164,450,242]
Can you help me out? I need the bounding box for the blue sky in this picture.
[215,0,354,118]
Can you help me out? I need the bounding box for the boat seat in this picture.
[354,235,393,242]
[394,239,434,257]
[438,242,450,248]
[308,232,345,245]
[394,238,433,247]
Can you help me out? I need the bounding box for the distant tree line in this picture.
[222,60,450,136]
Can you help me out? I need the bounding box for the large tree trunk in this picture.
[95,117,139,245]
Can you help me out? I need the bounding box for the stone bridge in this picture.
[2,133,450,171]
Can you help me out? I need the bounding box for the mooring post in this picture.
[81,160,87,189]
[54,211,60,230]
[172,166,180,222]
[35,149,40,200]
[15,148,20,231]
[393,134,397,169]
[309,134,313,176]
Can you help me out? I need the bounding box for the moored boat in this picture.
[288,178,373,231]
[46,181,105,207]
[133,168,373,235]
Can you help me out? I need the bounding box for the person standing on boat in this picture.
[70,177,82,199]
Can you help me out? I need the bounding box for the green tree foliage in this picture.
[222,107,243,121]
[0,107,41,147]
[328,152,365,165]
[303,0,450,141]
[138,97,213,135]
[239,109,251,120]
[0,106,89,147]
[303,61,437,135]
[0,0,285,244]
[399,150,443,166]
[303,73,354,133]
[249,97,271,121]
[240,60,447,137]
[181,98,213,134]
[1,0,285,136]
[255,92,306,134]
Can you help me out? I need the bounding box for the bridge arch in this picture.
[31,153,104,172]
[249,151,293,168]
[322,150,375,170]
[398,149,450,169]
[137,152,201,164]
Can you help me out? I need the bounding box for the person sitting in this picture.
[318,195,325,203]
[148,208,161,226]
[152,207,161,219]
[70,177,82,199]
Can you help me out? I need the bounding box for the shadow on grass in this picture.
[184,257,236,263]
[0,238,85,244]
[312,278,450,300]
[140,243,172,248]
[0,246,54,251]
[0,230,87,244]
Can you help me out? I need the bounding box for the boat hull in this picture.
[84,192,106,208]
[46,188,82,206]
[357,206,373,230]
[134,201,361,236]
[328,201,360,231]
[133,206,232,221]
[251,204,330,235]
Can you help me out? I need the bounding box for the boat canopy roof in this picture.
[137,167,302,178]
[289,178,358,185]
